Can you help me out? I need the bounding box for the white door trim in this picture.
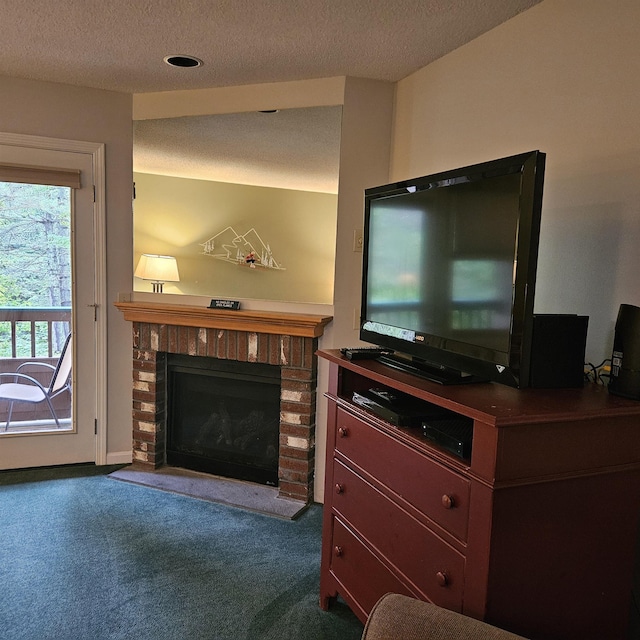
[0,132,108,464]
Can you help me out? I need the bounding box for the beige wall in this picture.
[313,77,395,500]
[392,0,640,364]
[0,75,134,460]
[133,172,338,303]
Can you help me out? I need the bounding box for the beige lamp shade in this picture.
[135,254,180,293]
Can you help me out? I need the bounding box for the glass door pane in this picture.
[0,181,72,433]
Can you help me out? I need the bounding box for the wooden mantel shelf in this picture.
[114,301,332,338]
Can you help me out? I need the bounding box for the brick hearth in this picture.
[116,302,332,503]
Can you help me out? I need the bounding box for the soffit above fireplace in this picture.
[114,301,332,338]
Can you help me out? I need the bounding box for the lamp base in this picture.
[151,282,164,293]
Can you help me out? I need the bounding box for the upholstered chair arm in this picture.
[362,594,528,640]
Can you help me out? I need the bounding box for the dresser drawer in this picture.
[329,517,416,619]
[335,406,470,541]
[332,460,464,612]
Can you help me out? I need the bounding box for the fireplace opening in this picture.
[167,354,281,486]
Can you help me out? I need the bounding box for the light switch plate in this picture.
[353,229,363,252]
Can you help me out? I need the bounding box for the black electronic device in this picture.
[422,417,474,460]
[359,150,546,388]
[340,347,393,360]
[352,387,450,427]
[609,303,640,400]
[528,314,588,388]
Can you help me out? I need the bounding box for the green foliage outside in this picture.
[0,182,71,357]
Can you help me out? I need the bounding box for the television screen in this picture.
[360,151,546,387]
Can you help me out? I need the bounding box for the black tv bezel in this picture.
[359,150,546,388]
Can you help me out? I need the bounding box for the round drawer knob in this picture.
[436,571,448,587]
[335,483,345,494]
[334,545,343,557]
[338,427,349,438]
[441,494,455,509]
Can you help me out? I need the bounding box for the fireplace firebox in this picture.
[167,354,281,485]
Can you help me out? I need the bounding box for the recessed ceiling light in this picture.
[163,55,203,68]
[259,110,280,114]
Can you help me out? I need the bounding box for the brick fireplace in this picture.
[115,301,332,503]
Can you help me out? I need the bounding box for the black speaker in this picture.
[609,304,640,400]
[528,314,588,388]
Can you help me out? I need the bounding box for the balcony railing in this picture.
[0,308,72,430]
[0,307,71,359]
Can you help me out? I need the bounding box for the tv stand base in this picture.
[377,353,488,385]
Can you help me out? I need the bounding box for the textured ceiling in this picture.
[3,0,542,192]
[3,0,541,94]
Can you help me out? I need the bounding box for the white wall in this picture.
[0,75,134,461]
[391,0,640,365]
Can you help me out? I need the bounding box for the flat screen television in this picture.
[360,150,546,388]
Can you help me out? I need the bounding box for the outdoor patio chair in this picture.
[0,333,72,431]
